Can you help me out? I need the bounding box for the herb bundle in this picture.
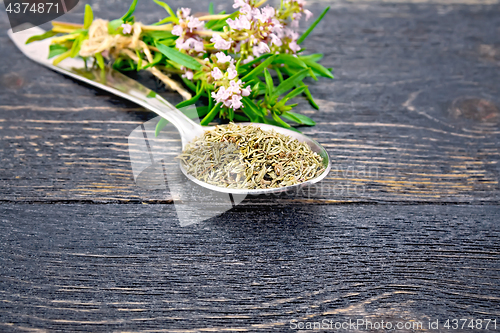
[178,123,325,189]
[28,0,333,135]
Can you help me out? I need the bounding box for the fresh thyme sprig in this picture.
[27,0,333,136]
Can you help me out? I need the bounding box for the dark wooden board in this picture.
[1,1,500,331]
[1,0,499,203]
[0,204,499,332]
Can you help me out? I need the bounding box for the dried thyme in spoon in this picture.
[177,123,325,190]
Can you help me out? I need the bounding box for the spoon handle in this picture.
[8,26,201,146]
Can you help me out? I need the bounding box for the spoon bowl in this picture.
[179,122,331,195]
[9,26,331,195]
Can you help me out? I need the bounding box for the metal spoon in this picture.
[8,26,331,195]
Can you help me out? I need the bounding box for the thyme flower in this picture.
[211,34,232,50]
[121,23,133,34]
[172,8,206,54]
[210,53,251,110]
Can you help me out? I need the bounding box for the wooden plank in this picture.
[0,204,499,331]
[0,1,499,203]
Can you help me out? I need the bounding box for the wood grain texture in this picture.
[0,204,499,332]
[1,2,500,330]
[1,0,500,203]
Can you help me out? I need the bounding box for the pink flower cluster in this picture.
[272,0,314,53]
[228,0,284,59]
[287,0,313,28]
[121,23,133,34]
[210,34,232,50]
[276,27,301,53]
[166,0,315,102]
[181,66,194,80]
[210,53,251,110]
[167,0,315,62]
[206,0,314,61]
[171,8,205,54]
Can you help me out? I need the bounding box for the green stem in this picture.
[201,102,222,125]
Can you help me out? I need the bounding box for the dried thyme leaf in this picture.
[178,123,325,190]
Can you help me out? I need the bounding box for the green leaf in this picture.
[196,106,210,117]
[83,4,94,29]
[205,11,232,30]
[248,77,266,88]
[142,51,163,69]
[240,99,260,122]
[48,44,68,59]
[227,106,234,121]
[241,96,266,117]
[151,0,176,18]
[181,77,197,92]
[280,65,299,76]
[204,19,218,30]
[281,112,301,124]
[153,16,177,25]
[240,55,277,82]
[154,38,175,47]
[135,50,143,70]
[195,80,203,94]
[271,113,291,128]
[264,68,274,96]
[156,42,201,70]
[200,102,222,125]
[47,32,80,43]
[282,111,316,126]
[146,91,157,98]
[182,106,207,119]
[145,30,175,40]
[243,110,259,122]
[121,0,138,22]
[26,31,58,44]
[261,116,274,125]
[233,113,249,121]
[239,53,272,70]
[155,118,169,136]
[176,87,204,108]
[301,58,334,79]
[53,50,71,65]
[113,58,135,71]
[235,57,242,72]
[297,7,330,44]
[209,11,238,31]
[274,54,318,80]
[298,53,323,62]
[207,87,213,112]
[275,67,284,83]
[297,83,319,109]
[95,52,105,70]
[69,35,83,58]
[108,19,123,34]
[262,116,301,132]
[272,68,310,98]
[284,85,307,100]
[273,54,307,69]
[209,2,214,14]
[251,82,260,96]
